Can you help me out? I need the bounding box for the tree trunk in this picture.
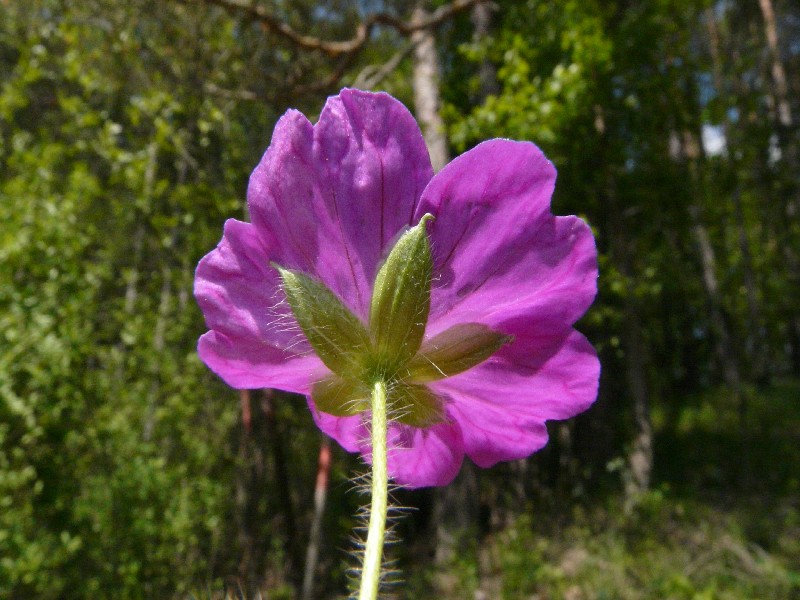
[595,107,654,501]
[233,390,298,595]
[261,390,300,587]
[732,188,768,382]
[301,438,330,600]
[675,128,743,390]
[410,5,477,587]
[143,266,171,441]
[610,219,653,500]
[623,301,654,499]
[675,125,750,483]
[411,3,449,172]
[470,1,498,102]
[756,0,800,374]
[234,389,259,594]
[706,8,768,382]
[687,201,742,393]
[757,0,792,129]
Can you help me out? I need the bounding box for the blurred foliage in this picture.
[0,2,244,596]
[406,381,800,598]
[410,489,800,600]
[1,0,799,597]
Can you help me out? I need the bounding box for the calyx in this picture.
[276,214,512,427]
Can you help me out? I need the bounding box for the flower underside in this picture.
[275,214,512,428]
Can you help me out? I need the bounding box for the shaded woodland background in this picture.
[1,0,798,598]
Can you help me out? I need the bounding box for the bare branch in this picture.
[351,41,416,90]
[203,81,259,101]
[290,54,357,94]
[184,0,484,57]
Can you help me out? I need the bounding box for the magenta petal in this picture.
[432,330,599,468]
[308,398,365,453]
[246,108,366,313]
[196,219,298,348]
[416,140,597,334]
[195,91,600,488]
[247,89,433,317]
[197,89,435,392]
[199,331,322,393]
[383,421,464,488]
[194,218,325,391]
[309,398,464,488]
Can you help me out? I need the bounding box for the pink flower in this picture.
[194,89,599,488]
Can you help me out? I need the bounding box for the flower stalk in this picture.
[359,379,389,600]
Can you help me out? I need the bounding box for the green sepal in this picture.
[274,264,371,376]
[389,382,446,427]
[311,374,370,416]
[369,214,434,369]
[406,323,513,383]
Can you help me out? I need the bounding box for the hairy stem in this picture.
[359,379,389,600]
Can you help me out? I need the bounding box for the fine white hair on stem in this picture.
[345,464,414,600]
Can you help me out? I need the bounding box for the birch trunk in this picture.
[470,1,498,102]
[595,107,653,500]
[410,3,478,580]
[610,203,653,499]
[411,4,449,172]
[678,129,743,392]
[758,0,792,129]
[706,8,768,382]
[756,0,800,374]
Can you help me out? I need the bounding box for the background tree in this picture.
[1,0,798,597]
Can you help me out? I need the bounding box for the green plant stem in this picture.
[359,379,389,600]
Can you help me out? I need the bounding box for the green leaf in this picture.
[406,323,513,383]
[275,265,371,376]
[369,214,434,369]
[311,375,369,416]
[389,382,446,427]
